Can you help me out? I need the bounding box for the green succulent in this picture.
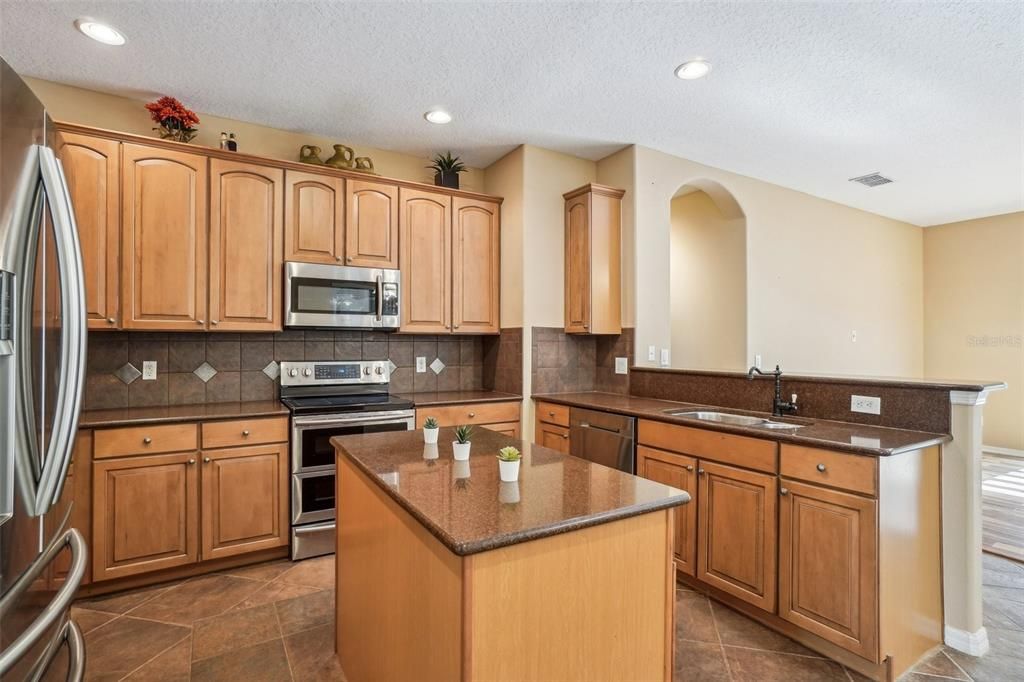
[497,446,521,462]
[423,417,439,429]
[454,424,474,444]
[427,151,467,175]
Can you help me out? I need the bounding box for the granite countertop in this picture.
[79,400,290,428]
[332,427,689,556]
[398,390,522,407]
[532,392,950,457]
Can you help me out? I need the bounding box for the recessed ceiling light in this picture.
[424,109,452,125]
[674,59,711,80]
[75,19,126,46]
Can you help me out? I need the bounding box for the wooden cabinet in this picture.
[415,402,520,439]
[92,451,200,581]
[120,143,208,330]
[46,430,94,588]
[400,188,451,332]
[56,133,120,329]
[779,479,878,660]
[637,445,697,576]
[284,170,345,265]
[201,443,288,560]
[536,422,570,454]
[452,197,500,334]
[487,421,521,438]
[346,179,399,268]
[209,159,284,331]
[563,184,624,334]
[697,460,777,611]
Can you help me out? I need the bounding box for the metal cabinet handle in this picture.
[468,412,475,418]
[203,457,211,463]
[336,256,342,262]
[107,317,116,324]
[698,468,705,475]
[454,324,460,329]
[562,434,569,439]
[211,320,219,326]
[685,465,694,472]
[347,256,353,262]
[143,437,152,444]
[780,487,789,495]
[196,319,204,325]
[816,463,826,473]
[548,411,555,417]
[242,429,250,437]
[188,458,196,465]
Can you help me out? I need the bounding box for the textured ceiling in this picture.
[1,1,1021,226]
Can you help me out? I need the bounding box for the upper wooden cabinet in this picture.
[121,143,209,330]
[57,132,120,329]
[452,197,500,334]
[209,159,284,331]
[563,184,624,334]
[346,179,399,268]
[284,170,345,265]
[400,188,451,333]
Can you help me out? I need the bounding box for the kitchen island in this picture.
[332,427,689,682]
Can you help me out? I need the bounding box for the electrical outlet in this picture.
[851,395,881,415]
[416,357,426,373]
[659,348,670,367]
[614,357,628,375]
[142,361,157,381]
[647,345,656,362]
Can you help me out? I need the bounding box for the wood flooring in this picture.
[982,452,1024,562]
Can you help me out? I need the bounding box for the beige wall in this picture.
[670,191,747,370]
[633,145,924,377]
[25,77,484,191]
[924,212,1024,450]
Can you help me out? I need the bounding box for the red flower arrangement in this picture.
[145,96,200,143]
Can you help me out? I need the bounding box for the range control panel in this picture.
[279,360,390,387]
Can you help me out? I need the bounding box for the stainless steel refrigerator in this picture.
[0,58,88,681]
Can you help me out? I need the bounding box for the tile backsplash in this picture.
[531,327,633,395]
[84,330,520,410]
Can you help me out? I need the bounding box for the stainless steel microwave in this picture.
[284,262,400,329]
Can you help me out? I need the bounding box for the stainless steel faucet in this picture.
[747,364,798,417]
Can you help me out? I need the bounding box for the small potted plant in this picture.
[423,416,440,444]
[452,424,473,461]
[427,151,467,189]
[497,446,522,482]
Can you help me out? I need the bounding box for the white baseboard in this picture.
[944,625,989,656]
[983,444,1024,458]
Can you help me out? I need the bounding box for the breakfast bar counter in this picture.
[332,427,689,681]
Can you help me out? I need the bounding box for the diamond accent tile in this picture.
[114,363,142,385]
[429,358,445,375]
[388,360,397,374]
[262,361,280,380]
[193,362,218,383]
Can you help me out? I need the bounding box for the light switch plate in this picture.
[416,357,427,373]
[754,354,762,369]
[659,348,670,367]
[851,395,881,415]
[614,357,628,374]
[648,345,656,362]
[142,361,157,381]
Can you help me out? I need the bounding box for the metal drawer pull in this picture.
[143,437,152,444]
[203,457,211,463]
[816,463,826,472]
[107,317,115,324]
[242,430,250,437]
[562,434,568,439]
[188,458,196,465]
[685,465,694,472]
[468,412,475,418]
[698,468,705,475]
[780,487,789,495]
[548,411,555,417]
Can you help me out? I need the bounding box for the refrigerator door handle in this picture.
[0,528,87,678]
[22,618,85,682]
[34,146,86,510]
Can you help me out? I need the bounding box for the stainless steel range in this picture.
[280,360,414,560]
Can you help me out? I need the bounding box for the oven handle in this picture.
[375,274,383,322]
[292,411,415,428]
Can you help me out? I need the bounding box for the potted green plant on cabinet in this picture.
[428,151,467,189]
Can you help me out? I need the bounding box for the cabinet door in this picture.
[536,422,570,454]
[209,159,284,331]
[284,170,345,264]
[92,451,199,581]
[121,144,208,330]
[564,194,590,333]
[697,460,777,611]
[452,198,500,334]
[46,430,94,588]
[779,479,878,660]
[346,179,399,268]
[201,443,288,561]
[637,445,697,577]
[400,188,451,332]
[57,133,120,329]
[486,421,521,439]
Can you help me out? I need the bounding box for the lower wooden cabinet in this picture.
[201,443,289,560]
[536,422,570,454]
[414,402,521,442]
[779,479,878,660]
[637,445,697,576]
[697,460,777,612]
[486,421,521,438]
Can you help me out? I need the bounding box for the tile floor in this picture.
[69,553,1024,681]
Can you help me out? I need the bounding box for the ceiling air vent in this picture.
[849,172,893,187]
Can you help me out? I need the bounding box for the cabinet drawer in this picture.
[780,445,877,496]
[535,401,570,427]
[417,402,520,428]
[94,423,198,459]
[639,420,777,474]
[202,416,289,449]
[484,421,521,438]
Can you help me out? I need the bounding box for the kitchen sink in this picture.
[663,409,803,430]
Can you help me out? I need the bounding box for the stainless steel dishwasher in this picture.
[568,407,636,473]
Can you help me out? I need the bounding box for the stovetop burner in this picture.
[281,393,414,415]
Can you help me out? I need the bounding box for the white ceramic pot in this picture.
[423,427,439,444]
[498,458,521,482]
[422,443,439,460]
[453,441,471,461]
[499,481,520,503]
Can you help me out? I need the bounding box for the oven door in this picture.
[291,410,416,473]
[291,471,337,525]
[284,262,399,329]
